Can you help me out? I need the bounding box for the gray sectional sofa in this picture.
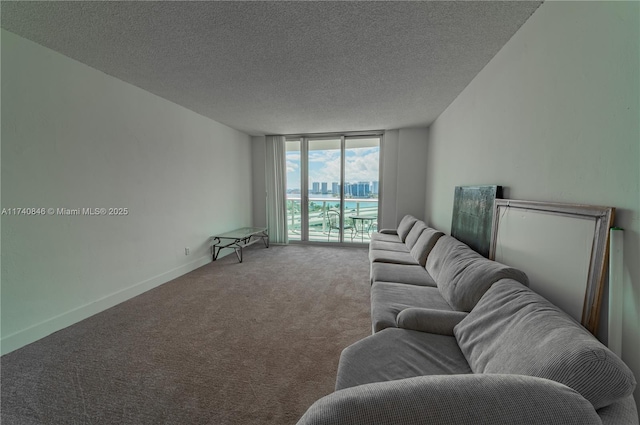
[298,215,639,425]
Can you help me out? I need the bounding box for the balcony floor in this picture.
[288,226,372,244]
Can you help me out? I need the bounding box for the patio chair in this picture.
[327,210,354,242]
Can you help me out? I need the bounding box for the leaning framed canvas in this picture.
[451,185,503,258]
[489,199,614,335]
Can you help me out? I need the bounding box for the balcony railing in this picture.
[287,196,378,243]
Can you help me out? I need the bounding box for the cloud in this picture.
[309,150,340,164]
[288,146,380,190]
[309,156,340,183]
[286,160,299,174]
[345,150,379,182]
[309,147,379,184]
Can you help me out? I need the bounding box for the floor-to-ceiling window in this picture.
[344,137,380,242]
[286,133,381,244]
[285,139,302,241]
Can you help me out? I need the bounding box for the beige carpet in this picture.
[1,244,372,424]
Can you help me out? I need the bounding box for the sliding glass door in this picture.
[286,134,380,244]
[344,137,380,242]
[308,138,342,241]
[286,139,302,241]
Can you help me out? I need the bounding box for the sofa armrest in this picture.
[297,374,601,425]
[598,395,639,425]
[377,229,398,235]
[396,308,468,336]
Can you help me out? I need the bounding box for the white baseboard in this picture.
[1,254,212,356]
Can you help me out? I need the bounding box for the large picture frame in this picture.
[489,199,614,335]
[451,185,502,258]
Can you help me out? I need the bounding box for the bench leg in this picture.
[212,245,223,261]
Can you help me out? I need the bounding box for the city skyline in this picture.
[286,146,380,191]
[309,181,378,197]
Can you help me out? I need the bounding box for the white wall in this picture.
[1,30,253,354]
[380,128,429,229]
[425,1,639,408]
[395,128,428,224]
[380,130,399,229]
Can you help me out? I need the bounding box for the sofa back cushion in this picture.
[404,221,427,250]
[454,279,637,410]
[396,215,419,242]
[426,235,529,312]
[410,228,444,267]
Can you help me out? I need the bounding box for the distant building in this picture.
[344,182,371,198]
[321,182,328,194]
[372,181,379,195]
[332,182,339,195]
[353,182,370,198]
[312,182,320,194]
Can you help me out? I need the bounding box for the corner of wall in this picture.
[395,127,428,222]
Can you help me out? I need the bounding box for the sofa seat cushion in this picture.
[370,232,402,243]
[368,249,418,266]
[369,240,410,253]
[371,262,436,287]
[336,328,472,390]
[371,282,452,332]
[454,279,637,410]
[426,235,529,312]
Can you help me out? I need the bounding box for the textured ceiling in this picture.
[1,1,542,136]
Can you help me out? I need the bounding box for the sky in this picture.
[286,146,379,191]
